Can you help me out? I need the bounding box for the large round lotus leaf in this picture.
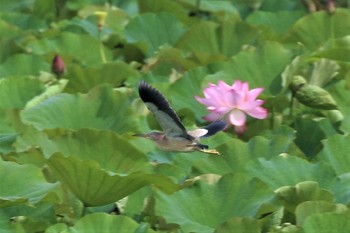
[155,173,274,233]
[47,154,178,206]
[46,213,155,233]
[275,181,334,213]
[64,62,139,93]
[1,202,56,232]
[316,134,350,175]
[43,128,150,174]
[303,213,350,233]
[214,217,260,233]
[246,155,336,190]
[24,79,68,110]
[21,84,137,133]
[25,32,112,65]
[192,138,251,175]
[138,0,193,28]
[0,54,50,77]
[177,18,258,58]
[294,116,338,158]
[208,41,292,95]
[45,223,68,233]
[295,201,348,226]
[0,77,44,109]
[0,159,58,207]
[0,132,18,154]
[167,67,209,116]
[246,11,304,36]
[328,80,350,133]
[125,12,186,56]
[193,135,302,175]
[328,173,350,204]
[285,9,350,51]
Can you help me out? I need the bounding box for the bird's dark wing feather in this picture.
[201,121,227,138]
[138,81,187,137]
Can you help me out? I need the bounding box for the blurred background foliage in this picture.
[1,0,350,232]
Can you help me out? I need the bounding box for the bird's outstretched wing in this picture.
[138,81,187,137]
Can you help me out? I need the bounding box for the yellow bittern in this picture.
[134,81,226,155]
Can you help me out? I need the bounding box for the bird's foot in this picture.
[198,148,221,155]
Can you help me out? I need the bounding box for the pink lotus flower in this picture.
[195,80,268,135]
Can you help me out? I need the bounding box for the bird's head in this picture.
[132,132,165,141]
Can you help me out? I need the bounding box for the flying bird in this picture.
[134,80,226,155]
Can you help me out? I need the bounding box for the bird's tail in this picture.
[201,121,227,138]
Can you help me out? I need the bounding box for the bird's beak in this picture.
[132,133,149,138]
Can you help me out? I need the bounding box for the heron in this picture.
[133,80,226,155]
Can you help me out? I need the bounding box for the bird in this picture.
[133,80,226,155]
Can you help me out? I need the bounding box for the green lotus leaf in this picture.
[315,47,350,68]
[167,67,209,117]
[43,128,150,174]
[122,186,151,218]
[45,223,68,233]
[0,158,58,207]
[296,201,348,226]
[0,109,23,137]
[138,0,192,25]
[328,173,350,204]
[31,0,56,20]
[316,134,350,175]
[1,12,47,30]
[64,62,138,93]
[24,79,68,109]
[214,217,260,233]
[193,134,302,175]
[294,116,338,158]
[246,11,304,36]
[285,9,350,51]
[177,18,258,61]
[260,0,305,11]
[13,126,55,155]
[275,181,334,213]
[61,17,100,38]
[125,12,186,56]
[0,24,21,63]
[0,202,56,232]
[0,54,50,77]
[328,80,350,132]
[46,213,155,233]
[21,84,137,133]
[47,154,178,206]
[309,59,340,86]
[0,133,18,154]
[246,155,336,190]
[25,32,112,65]
[0,212,13,233]
[0,77,45,109]
[142,46,199,75]
[0,0,34,12]
[303,213,350,233]
[155,173,274,233]
[208,41,292,95]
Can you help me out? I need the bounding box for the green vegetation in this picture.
[1,0,350,232]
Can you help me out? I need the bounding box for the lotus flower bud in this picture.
[290,75,307,93]
[51,54,65,77]
[327,0,336,14]
[290,75,338,110]
[94,11,107,32]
